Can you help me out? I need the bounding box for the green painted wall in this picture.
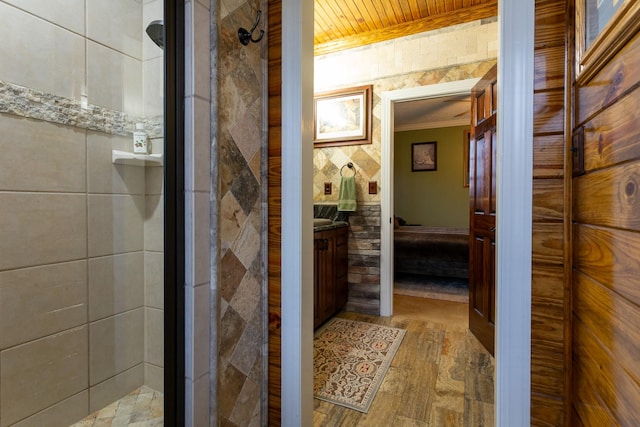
[394,126,470,228]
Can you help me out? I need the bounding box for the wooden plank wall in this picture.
[531,0,570,425]
[267,1,283,424]
[572,24,640,426]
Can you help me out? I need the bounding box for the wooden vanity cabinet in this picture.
[314,226,348,329]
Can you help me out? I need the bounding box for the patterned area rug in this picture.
[313,318,406,413]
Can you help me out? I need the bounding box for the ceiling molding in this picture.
[394,117,470,132]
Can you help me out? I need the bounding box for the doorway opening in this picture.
[278,0,535,424]
[392,123,472,306]
[380,79,479,316]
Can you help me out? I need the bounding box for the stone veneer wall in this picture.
[346,204,382,314]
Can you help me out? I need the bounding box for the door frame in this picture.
[280,0,534,425]
[380,78,480,318]
[164,0,185,424]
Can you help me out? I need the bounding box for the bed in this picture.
[394,226,469,279]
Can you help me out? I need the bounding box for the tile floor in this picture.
[314,295,495,426]
[71,386,163,426]
[70,296,490,426]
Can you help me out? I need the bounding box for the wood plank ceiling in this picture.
[315,0,498,55]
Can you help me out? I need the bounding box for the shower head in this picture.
[146,20,164,49]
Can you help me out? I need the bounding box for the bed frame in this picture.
[394,226,469,279]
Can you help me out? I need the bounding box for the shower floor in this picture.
[71,386,163,426]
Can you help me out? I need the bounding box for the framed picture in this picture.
[412,142,437,172]
[313,85,372,147]
[463,129,470,187]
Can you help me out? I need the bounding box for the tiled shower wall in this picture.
[312,19,498,315]
[183,0,213,424]
[0,1,164,425]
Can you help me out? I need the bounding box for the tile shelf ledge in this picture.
[112,150,164,166]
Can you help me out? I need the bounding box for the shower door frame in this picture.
[164,0,186,424]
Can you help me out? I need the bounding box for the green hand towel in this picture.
[338,176,357,212]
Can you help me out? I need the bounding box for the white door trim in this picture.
[281,0,314,425]
[495,0,534,424]
[380,79,480,317]
[280,0,534,424]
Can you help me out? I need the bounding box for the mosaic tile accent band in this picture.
[0,80,162,138]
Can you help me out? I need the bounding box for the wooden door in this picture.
[468,65,497,356]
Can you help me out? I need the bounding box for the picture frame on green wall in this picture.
[411,141,437,172]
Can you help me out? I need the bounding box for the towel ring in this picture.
[340,162,356,177]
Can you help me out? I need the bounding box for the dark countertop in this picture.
[313,220,349,232]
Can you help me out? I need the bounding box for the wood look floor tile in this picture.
[314,295,494,426]
[377,365,409,396]
[314,398,336,414]
[314,412,328,427]
[393,415,429,426]
[358,391,402,426]
[464,399,494,427]
[396,361,438,421]
[429,406,464,427]
[435,355,465,396]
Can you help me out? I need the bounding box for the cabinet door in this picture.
[313,234,322,328]
[314,230,335,327]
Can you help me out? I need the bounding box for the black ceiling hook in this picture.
[238,9,265,45]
